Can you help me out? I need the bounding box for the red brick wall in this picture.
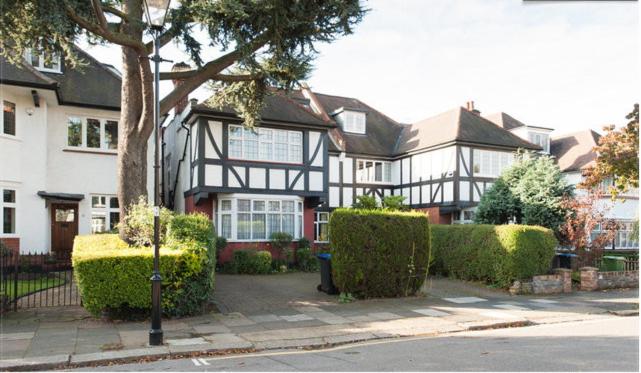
[415,207,451,225]
[303,202,315,243]
[184,194,214,219]
[0,237,20,256]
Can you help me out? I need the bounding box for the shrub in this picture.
[430,224,557,288]
[230,250,272,274]
[329,208,430,298]
[352,195,378,209]
[297,237,311,249]
[270,232,292,257]
[167,213,214,247]
[381,195,407,211]
[73,234,215,318]
[296,247,319,272]
[120,197,173,247]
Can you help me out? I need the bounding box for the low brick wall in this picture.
[509,268,571,295]
[596,270,639,290]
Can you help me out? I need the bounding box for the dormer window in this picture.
[528,131,550,153]
[24,49,61,73]
[336,109,366,134]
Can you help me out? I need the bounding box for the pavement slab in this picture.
[443,297,488,304]
[412,308,450,317]
[192,323,231,334]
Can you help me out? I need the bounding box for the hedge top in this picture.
[331,207,426,219]
[72,234,193,263]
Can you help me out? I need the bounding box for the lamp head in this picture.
[143,0,171,28]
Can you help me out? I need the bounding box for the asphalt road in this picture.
[76,316,639,372]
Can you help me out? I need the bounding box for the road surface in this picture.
[76,316,639,371]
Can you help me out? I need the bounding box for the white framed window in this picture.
[314,212,330,243]
[453,208,476,224]
[217,195,304,241]
[2,101,16,136]
[228,125,302,163]
[356,159,392,183]
[472,149,514,178]
[1,188,17,235]
[91,195,120,233]
[67,117,118,150]
[528,131,550,153]
[338,110,366,134]
[24,49,62,73]
[593,220,639,250]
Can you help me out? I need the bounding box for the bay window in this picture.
[67,117,118,150]
[218,196,304,241]
[356,159,392,183]
[91,195,120,233]
[472,149,514,177]
[228,125,302,163]
[1,188,17,235]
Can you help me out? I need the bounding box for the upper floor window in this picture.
[228,125,302,163]
[67,117,118,150]
[356,159,392,183]
[473,149,514,178]
[25,49,61,73]
[2,101,16,136]
[1,188,16,235]
[528,132,550,153]
[337,110,366,134]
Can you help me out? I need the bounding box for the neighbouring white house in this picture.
[0,47,125,257]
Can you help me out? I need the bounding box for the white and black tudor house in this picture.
[162,85,541,261]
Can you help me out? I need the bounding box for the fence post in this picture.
[13,254,18,312]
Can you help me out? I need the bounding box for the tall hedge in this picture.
[430,224,557,288]
[329,208,430,298]
[73,214,215,318]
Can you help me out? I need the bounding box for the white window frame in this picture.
[356,159,392,184]
[24,49,62,73]
[314,212,330,243]
[453,208,476,225]
[228,125,303,164]
[66,116,118,151]
[340,111,366,134]
[217,194,304,242]
[528,131,550,153]
[90,195,120,233]
[472,149,514,178]
[0,188,18,237]
[2,100,16,137]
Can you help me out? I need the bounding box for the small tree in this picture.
[558,192,618,267]
[582,104,639,198]
[352,195,378,209]
[269,232,293,259]
[475,152,573,234]
[382,195,408,211]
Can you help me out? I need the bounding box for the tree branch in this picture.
[90,0,110,32]
[159,34,270,115]
[64,3,146,53]
[159,71,261,81]
[144,25,181,54]
[102,4,131,23]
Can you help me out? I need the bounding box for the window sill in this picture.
[0,133,21,142]
[63,147,117,156]
[227,157,303,166]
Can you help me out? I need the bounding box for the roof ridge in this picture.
[274,90,336,126]
[551,128,602,140]
[458,106,542,150]
[72,45,122,82]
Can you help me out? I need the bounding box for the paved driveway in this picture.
[213,272,339,314]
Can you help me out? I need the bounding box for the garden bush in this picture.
[430,224,557,288]
[296,247,319,272]
[119,197,173,247]
[73,212,215,318]
[229,250,272,274]
[329,208,430,298]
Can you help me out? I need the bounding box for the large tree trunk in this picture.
[117,0,155,243]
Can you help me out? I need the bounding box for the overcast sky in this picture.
[81,0,639,135]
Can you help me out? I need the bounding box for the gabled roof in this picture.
[396,107,542,154]
[550,129,601,172]
[0,46,121,110]
[192,92,333,128]
[484,112,527,130]
[311,92,404,157]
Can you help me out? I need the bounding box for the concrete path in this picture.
[72,317,640,372]
[0,274,637,370]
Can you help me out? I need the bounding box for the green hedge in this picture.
[229,250,272,274]
[329,208,430,298]
[430,224,557,288]
[73,214,215,318]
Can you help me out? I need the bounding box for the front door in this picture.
[51,203,79,260]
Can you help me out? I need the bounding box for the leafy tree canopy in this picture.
[474,152,574,233]
[581,104,639,198]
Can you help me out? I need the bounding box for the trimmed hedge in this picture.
[229,250,272,274]
[329,208,430,298]
[73,214,215,318]
[430,224,557,288]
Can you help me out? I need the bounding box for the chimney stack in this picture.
[466,100,480,115]
[171,62,191,115]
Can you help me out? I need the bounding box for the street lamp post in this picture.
[143,0,171,347]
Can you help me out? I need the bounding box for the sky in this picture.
[80,0,639,136]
